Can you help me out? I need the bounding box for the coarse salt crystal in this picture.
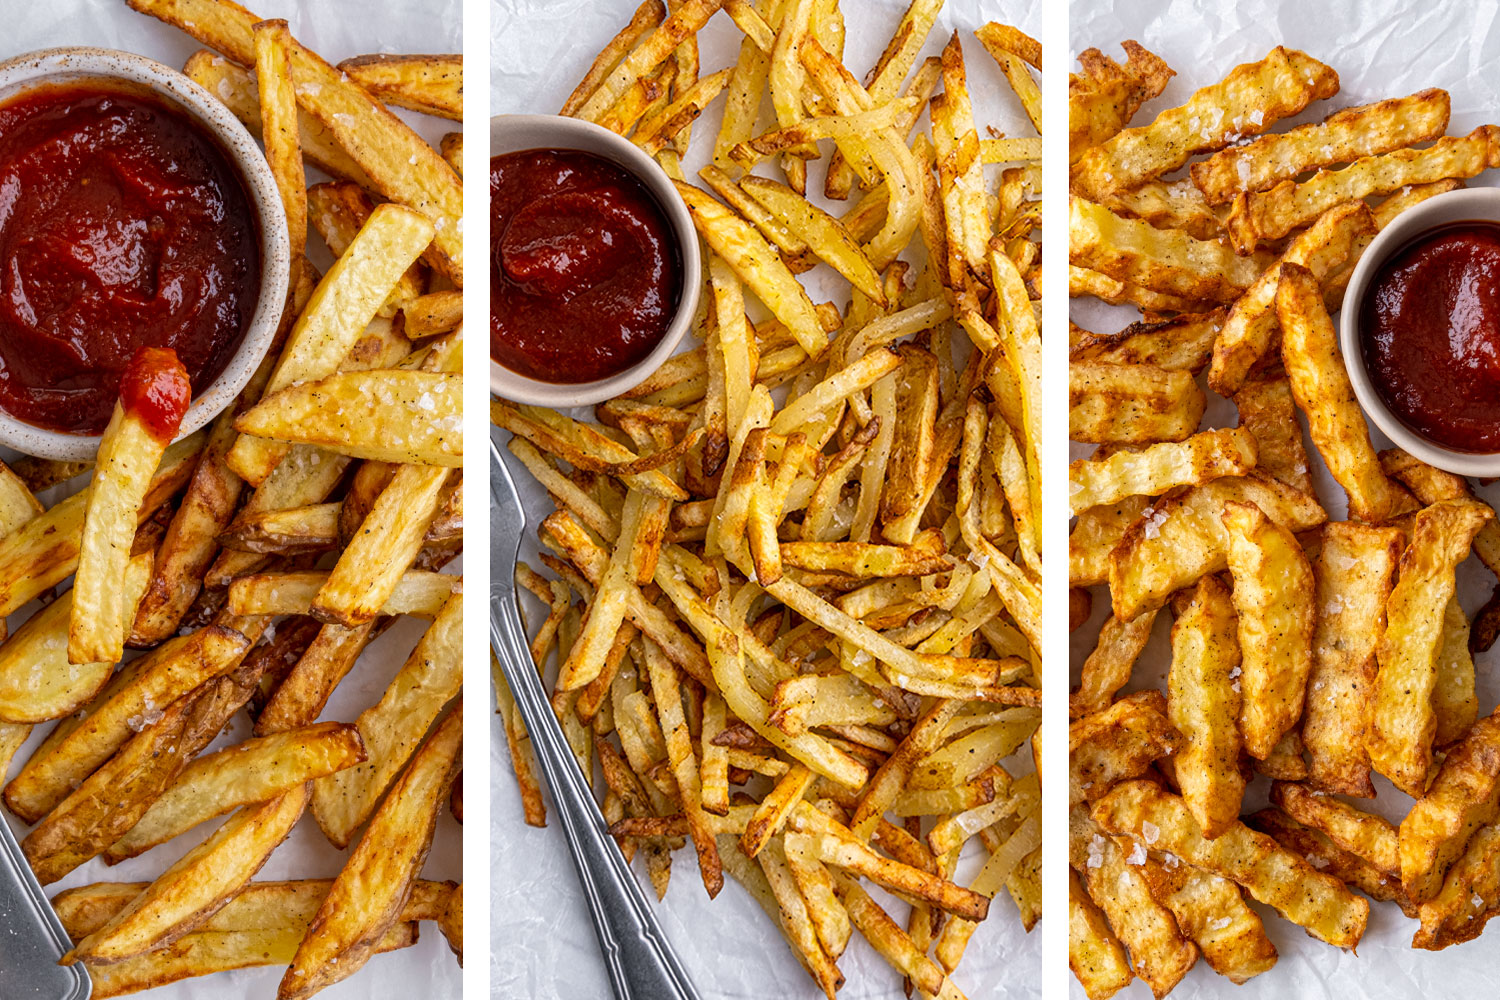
[1125,842,1146,865]
[1086,835,1106,869]
[1141,820,1159,845]
[1209,916,1232,931]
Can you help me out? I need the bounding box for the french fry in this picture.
[1271,781,1398,876]
[1070,308,1225,373]
[1068,869,1134,1000]
[1138,850,1278,984]
[1069,427,1257,513]
[253,20,307,269]
[1092,780,1368,949]
[1069,690,1181,803]
[1069,41,1174,162]
[280,706,460,999]
[71,348,191,665]
[1400,713,1500,904]
[1072,611,1159,717]
[1233,377,1314,495]
[1247,808,1414,916]
[1069,361,1206,445]
[1169,574,1246,837]
[227,570,454,618]
[1368,499,1493,797]
[338,53,463,121]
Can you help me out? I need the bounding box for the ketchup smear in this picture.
[1361,222,1500,452]
[119,346,190,443]
[0,81,259,435]
[491,148,680,384]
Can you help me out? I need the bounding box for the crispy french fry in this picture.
[338,53,462,120]
[1169,574,1246,837]
[1069,427,1257,514]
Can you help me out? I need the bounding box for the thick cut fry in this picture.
[338,53,462,120]
[108,723,365,863]
[1276,261,1402,522]
[1400,713,1500,904]
[1139,852,1277,984]
[1072,46,1338,199]
[227,570,453,619]
[1070,427,1257,514]
[280,706,460,999]
[1303,522,1402,797]
[1271,782,1398,876]
[1432,595,1477,747]
[311,593,460,848]
[1413,820,1500,948]
[1208,200,1375,397]
[1109,475,1327,622]
[1221,500,1315,760]
[63,785,309,965]
[1068,690,1181,803]
[1192,89,1450,204]
[238,370,460,467]
[1369,499,1493,797]
[1247,808,1414,916]
[1170,574,1245,837]
[1069,869,1134,1000]
[1071,495,1149,588]
[72,349,190,664]
[1069,361,1206,445]
[1233,378,1313,495]
[1071,196,1275,304]
[254,20,307,268]
[1069,41,1174,163]
[1070,308,1225,373]
[1092,781,1369,949]
[1072,611,1159,717]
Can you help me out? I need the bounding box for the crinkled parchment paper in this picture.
[491,1,1041,997]
[0,2,462,997]
[1071,1,1500,996]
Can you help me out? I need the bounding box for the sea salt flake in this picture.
[1125,842,1147,866]
[1086,835,1106,869]
[1208,916,1232,931]
[1141,820,1160,845]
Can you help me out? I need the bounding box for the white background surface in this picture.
[0,2,464,998]
[1070,1,1500,996]
[491,1,1042,997]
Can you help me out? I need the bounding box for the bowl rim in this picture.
[1340,185,1500,478]
[489,112,702,408]
[0,46,290,461]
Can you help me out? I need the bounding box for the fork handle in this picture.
[491,590,701,1000]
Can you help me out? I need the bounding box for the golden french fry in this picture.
[1070,427,1257,514]
[1400,713,1500,904]
[1170,574,1246,837]
[338,53,463,121]
[1069,361,1206,445]
[1069,40,1173,162]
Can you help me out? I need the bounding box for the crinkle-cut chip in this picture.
[1068,690,1181,804]
[1168,574,1245,838]
[1069,40,1174,163]
[1380,447,1500,577]
[1069,804,1198,997]
[1270,781,1399,876]
[1221,501,1314,761]
[1246,808,1416,917]
[1069,361,1205,445]
[1072,46,1338,200]
[1071,197,1275,304]
[1191,88,1451,205]
[1302,522,1402,798]
[1071,308,1226,374]
[1070,427,1258,514]
[1071,493,1150,588]
[1233,378,1313,496]
[1400,713,1500,904]
[1208,200,1376,397]
[1231,125,1500,248]
[1276,261,1404,523]
[1092,780,1369,949]
[1068,264,1215,315]
[1101,178,1228,241]
[1322,179,1465,311]
[1108,474,1327,622]
[1072,608,1159,717]
[1432,595,1477,749]
[1369,499,1493,798]
[1068,869,1134,1000]
[1137,848,1278,984]
[1413,820,1500,949]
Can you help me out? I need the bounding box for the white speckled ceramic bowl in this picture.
[0,47,290,460]
[1341,186,1500,478]
[490,113,701,407]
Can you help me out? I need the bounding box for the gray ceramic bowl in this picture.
[0,47,290,460]
[1341,186,1500,478]
[490,113,701,407]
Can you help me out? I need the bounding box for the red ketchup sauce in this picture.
[491,148,680,384]
[0,81,259,435]
[1361,222,1500,452]
[119,346,190,444]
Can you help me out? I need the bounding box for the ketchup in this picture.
[0,81,258,435]
[491,148,680,384]
[119,346,190,443]
[1361,222,1500,452]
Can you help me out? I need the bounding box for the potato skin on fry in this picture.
[1169,574,1246,838]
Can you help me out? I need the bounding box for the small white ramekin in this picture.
[490,113,701,407]
[0,47,290,461]
[1341,186,1500,478]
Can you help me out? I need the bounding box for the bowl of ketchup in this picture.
[0,47,290,460]
[490,113,700,407]
[1344,186,1500,477]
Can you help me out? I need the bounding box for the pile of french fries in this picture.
[0,1,465,996]
[494,1,1041,997]
[1069,40,1500,998]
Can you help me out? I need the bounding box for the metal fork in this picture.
[489,434,700,1000]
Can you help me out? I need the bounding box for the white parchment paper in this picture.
[0,2,463,998]
[490,2,1041,997]
[1070,1,1500,996]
